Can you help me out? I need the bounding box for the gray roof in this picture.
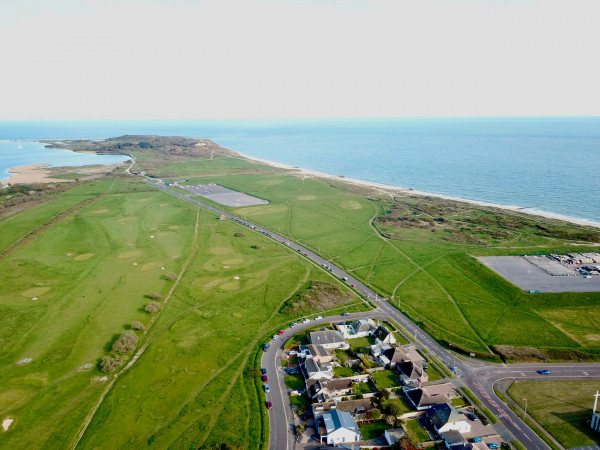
[309,344,332,358]
[322,409,359,434]
[309,330,346,345]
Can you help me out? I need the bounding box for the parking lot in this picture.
[478,256,600,293]
[180,183,269,207]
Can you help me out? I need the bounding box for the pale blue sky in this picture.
[1,0,599,119]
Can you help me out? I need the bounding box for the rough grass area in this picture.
[285,374,305,389]
[280,280,354,316]
[507,380,600,448]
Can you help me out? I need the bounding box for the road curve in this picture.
[147,180,600,450]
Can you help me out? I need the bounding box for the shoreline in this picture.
[1,163,53,185]
[234,151,600,230]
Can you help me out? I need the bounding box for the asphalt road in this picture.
[148,181,600,450]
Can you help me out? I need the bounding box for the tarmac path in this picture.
[147,180,600,450]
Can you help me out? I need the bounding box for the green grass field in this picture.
[404,419,430,443]
[0,175,364,449]
[170,155,600,359]
[359,420,391,439]
[371,370,400,389]
[507,380,600,448]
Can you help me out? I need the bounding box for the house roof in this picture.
[309,330,346,346]
[309,344,332,358]
[397,360,425,380]
[384,428,407,445]
[385,346,410,364]
[406,387,449,409]
[374,324,393,341]
[427,403,463,428]
[322,409,360,434]
[440,429,466,446]
[314,399,373,415]
[350,318,377,334]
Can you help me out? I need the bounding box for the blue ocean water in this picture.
[0,118,599,224]
[0,140,129,180]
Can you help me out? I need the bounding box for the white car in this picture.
[272,335,278,340]
[314,316,323,320]
[302,318,310,323]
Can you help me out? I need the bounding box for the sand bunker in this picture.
[341,200,362,209]
[74,253,94,261]
[297,195,316,201]
[2,418,14,432]
[17,358,32,365]
[22,287,50,297]
[118,250,141,259]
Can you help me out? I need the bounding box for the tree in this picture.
[385,414,397,427]
[149,292,164,300]
[166,272,177,281]
[112,330,139,354]
[100,356,122,373]
[388,402,401,417]
[145,302,161,313]
[371,408,382,420]
[131,321,146,331]
[378,388,390,400]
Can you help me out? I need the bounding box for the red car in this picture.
[266,401,273,409]
[262,374,268,382]
[278,330,285,335]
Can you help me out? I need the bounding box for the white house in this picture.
[339,318,378,339]
[319,409,362,446]
[427,403,471,434]
[301,358,334,380]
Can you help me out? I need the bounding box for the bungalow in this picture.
[301,358,334,380]
[312,398,374,419]
[339,318,378,339]
[440,430,467,448]
[318,409,362,446]
[404,386,450,411]
[298,344,334,363]
[396,360,428,387]
[427,403,471,435]
[309,330,348,349]
[307,378,354,403]
[373,324,397,345]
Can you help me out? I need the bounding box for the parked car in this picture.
[538,369,551,375]
[488,444,499,449]
[314,316,323,320]
[278,330,285,335]
[262,374,268,382]
[351,284,355,287]
[272,335,278,340]
[302,319,310,323]
[264,384,270,393]
[263,343,271,352]
[473,437,483,442]
[466,413,478,421]
[290,322,298,328]
[266,401,273,409]
[341,312,349,316]
[261,368,267,375]
[342,276,348,281]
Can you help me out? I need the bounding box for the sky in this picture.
[0,0,599,120]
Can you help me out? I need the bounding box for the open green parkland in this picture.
[507,380,600,448]
[152,151,600,361]
[0,172,363,448]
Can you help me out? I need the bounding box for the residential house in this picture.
[384,428,406,446]
[338,318,378,339]
[298,344,334,363]
[312,398,374,419]
[318,409,362,446]
[427,403,471,434]
[373,324,397,345]
[309,330,348,349]
[307,378,354,403]
[301,358,334,380]
[404,386,450,411]
[396,360,428,386]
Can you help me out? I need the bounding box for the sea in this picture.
[1,117,599,225]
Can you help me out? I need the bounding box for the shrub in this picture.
[149,292,164,300]
[112,330,139,354]
[100,356,122,373]
[371,408,381,420]
[166,272,177,281]
[234,232,246,237]
[145,302,161,314]
[131,321,146,331]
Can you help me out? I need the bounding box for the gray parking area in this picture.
[180,183,268,207]
[523,255,578,276]
[478,256,600,293]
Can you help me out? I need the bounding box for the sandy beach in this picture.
[234,151,600,229]
[0,162,123,186]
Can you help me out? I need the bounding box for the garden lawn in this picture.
[348,336,376,349]
[359,421,392,440]
[404,419,430,443]
[285,374,305,389]
[371,370,400,389]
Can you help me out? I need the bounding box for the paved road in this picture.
[147,181,600,450]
